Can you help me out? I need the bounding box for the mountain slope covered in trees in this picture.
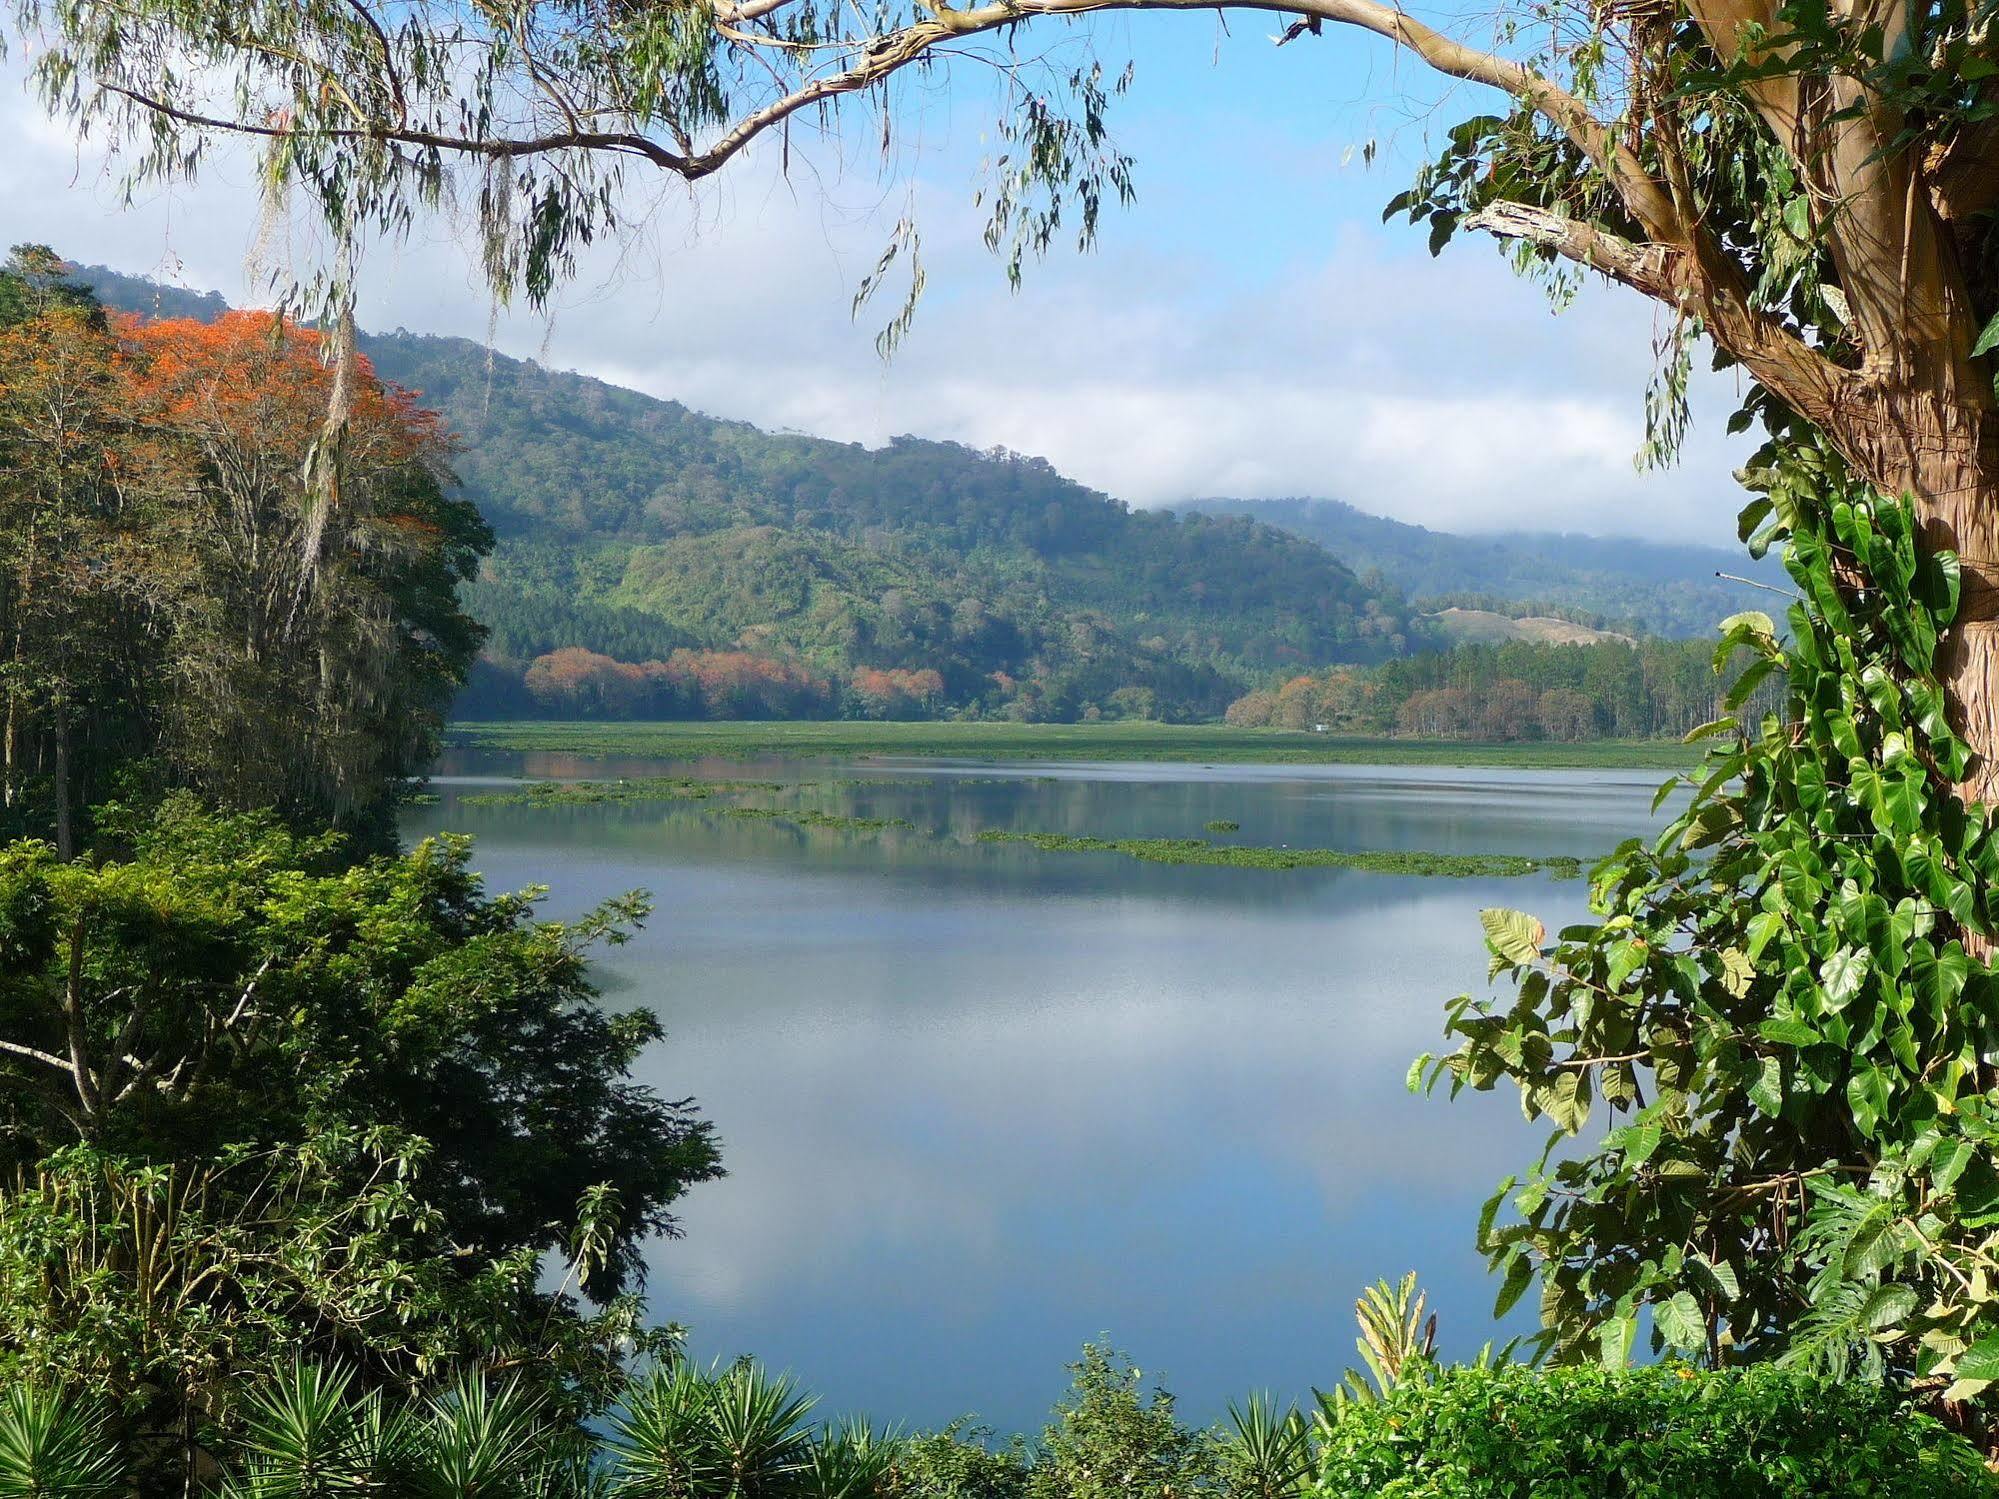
[1180,497,1782,639]
[78,263,1420,721]
[77,261,1758,722]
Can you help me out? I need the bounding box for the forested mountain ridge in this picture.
[365,334,1423,718]
[77,262,1421,720]
[1179,496,1783,639]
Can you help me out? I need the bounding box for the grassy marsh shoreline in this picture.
[446,719,1694,771]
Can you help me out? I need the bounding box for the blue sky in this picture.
[0,14,1753,542]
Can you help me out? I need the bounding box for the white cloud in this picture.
[0,64,1754,544]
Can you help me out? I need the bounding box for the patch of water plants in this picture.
[976,829,1585,879]
[724,807,917,832]
[447,720,1698,771]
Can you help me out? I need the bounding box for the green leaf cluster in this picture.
[1417,444,1999,1411]
[1317,1364,1996,1497]
[0,797,721,1458]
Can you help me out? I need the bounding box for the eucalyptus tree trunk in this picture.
[1843,399,1999,813]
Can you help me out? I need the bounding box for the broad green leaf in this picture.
[1951,1333,1999,1382]
[1846,1063,1891,1137]
[1859,1283,1917,1331]
[1757,1017,1818,1047]
[1745,910,1786,962]
[1599,1314,1637,1368]
[1933,1138,1976,1195]
[1748,1055,1784,1117]
[1480,908,1545,968]
[1820,948,1870,1011]
[1654,1291,1705,1352]
[1912,941,1971,1011]
[1690,1254,1738,1304]
[1622,1122,1663,1166]
[1606,938,1648,991]
[1494,1254,1535,1319]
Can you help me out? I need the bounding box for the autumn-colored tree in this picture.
[662,649,836,718]
[525,647,660,717]
[849,665,945,717]
[117,309,489,833]
[0,252,489,846]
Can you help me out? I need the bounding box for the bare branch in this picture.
[1466,202,1673,299]
[0,1038,77,1072]
[95,83,696,172]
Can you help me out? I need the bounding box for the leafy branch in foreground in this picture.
[0,797,722,1463]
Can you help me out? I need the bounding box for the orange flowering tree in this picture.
[0,249,489,846]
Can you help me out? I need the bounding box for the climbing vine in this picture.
[1422,436,1999,1429]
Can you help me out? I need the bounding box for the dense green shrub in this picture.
[4,1348,1987,1499]
[1317,1364,1996,1498]
[886,1422,1034,1499]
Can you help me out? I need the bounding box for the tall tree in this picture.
[119,309,491,835]
[0,260,173,857]
[0,252,489,845]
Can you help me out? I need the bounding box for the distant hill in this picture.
[1178,497,1783,639]
[77,264,1421,722]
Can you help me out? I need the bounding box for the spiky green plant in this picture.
[0,1388,122,1499]
[609,1362,817,1499]
[405,1374,554,1499]
[228,1361,377,1499]
[607,1365,721,1499]
[1221,1395,1312,1499]
[700,1366,816,1499]
[798,1419,899,1499]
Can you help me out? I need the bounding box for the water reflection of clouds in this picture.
[628,883,1588,1396]
[406,760,1640,1431]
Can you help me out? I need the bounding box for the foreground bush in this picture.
[1318,1364,1996,1498]
[7,1349,1987,1499]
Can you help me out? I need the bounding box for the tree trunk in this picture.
[52,702,72,861]
[1833,387,1999,956]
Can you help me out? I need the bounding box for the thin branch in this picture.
[94,83,696,172]
[0,1038,77,1072]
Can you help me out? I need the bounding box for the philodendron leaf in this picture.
[1820,948,1870,1011]
[1481,909,1545,969]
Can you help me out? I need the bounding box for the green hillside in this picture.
[75,263,1420,721]
[1180,496,1783,639]
[345,334,1423,720]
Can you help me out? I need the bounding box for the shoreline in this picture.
[445,719,1698,771]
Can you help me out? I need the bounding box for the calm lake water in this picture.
[404,752,1668,1434]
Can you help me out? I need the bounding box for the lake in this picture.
[405,751,1668,1434]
